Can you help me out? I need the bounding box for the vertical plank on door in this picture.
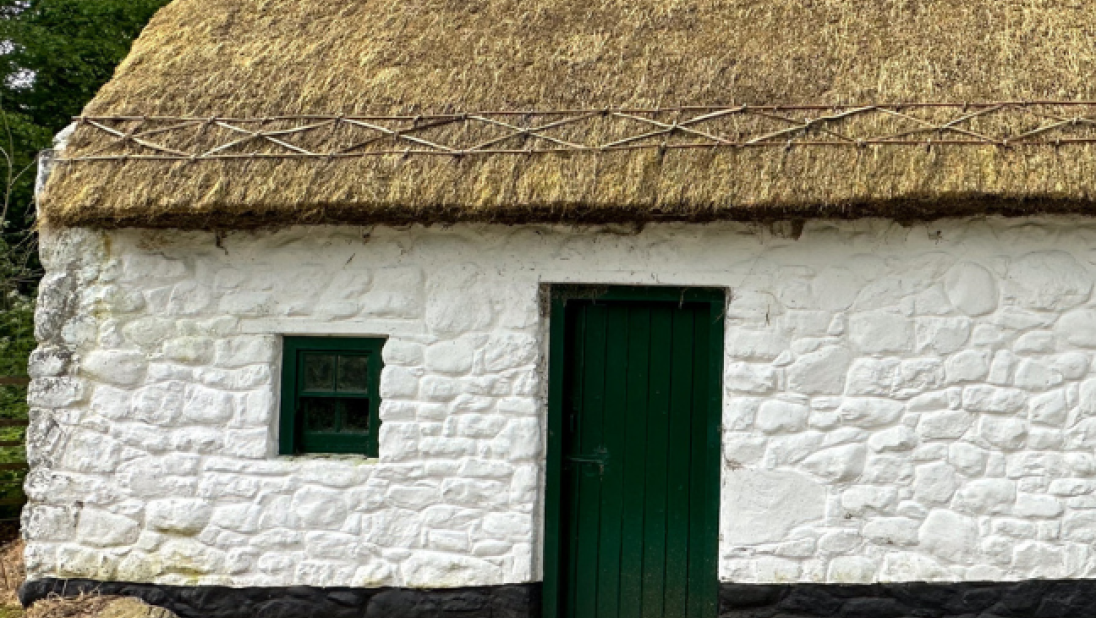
[687,308,712,618]
[642,306,674,618]
[619,306,651,618]
[573,305,607,618]
[562,305,587,618]
[595,306,631,618]
[664,305,697,618]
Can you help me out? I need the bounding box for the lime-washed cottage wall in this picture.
[23,217,1096,617]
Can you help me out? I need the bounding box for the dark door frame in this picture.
[542,284,727,618]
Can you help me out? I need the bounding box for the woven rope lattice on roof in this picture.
[60,102,1096,162]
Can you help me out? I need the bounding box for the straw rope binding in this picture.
[59,102,1096,163]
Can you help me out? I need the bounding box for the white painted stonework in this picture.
[25,217,1096,588]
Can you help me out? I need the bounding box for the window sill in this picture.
[278,452,381,465]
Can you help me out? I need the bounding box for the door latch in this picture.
[564,446,609,478]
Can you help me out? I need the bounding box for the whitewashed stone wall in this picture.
[24,217,1096,588]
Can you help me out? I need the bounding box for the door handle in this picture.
[564,448,609,477]
[565,455,608,465]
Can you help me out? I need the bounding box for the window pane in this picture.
[303,354,336,391]
[342,399,371,433]
[302,398,338,432]
[338,355,370,393]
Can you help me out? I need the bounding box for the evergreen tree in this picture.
[0,0,170,247]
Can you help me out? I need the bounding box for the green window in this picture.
[279,337,385,457]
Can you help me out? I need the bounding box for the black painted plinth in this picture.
[22,578,1096,618]
[20,578,541,618]
[720,581,1096,617]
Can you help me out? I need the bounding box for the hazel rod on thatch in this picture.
[212,120,325,155]
[1020,113,1096,140]
[77,120,206,159]
[83,119,191,157]
[463,113,600,151]
[57,100,1096,163]
[336,116,464,154]
[196,119,340,158]
[56,138,1096,165]
[340,118,459,152]
[64,100,1096,125]
[874,107,1001,143]
[602,112,737,147]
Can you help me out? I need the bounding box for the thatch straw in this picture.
[0,539,23,612]
[39,0,1096,228]
[26,595,176,618]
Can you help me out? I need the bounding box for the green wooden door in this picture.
[547,288,722,618]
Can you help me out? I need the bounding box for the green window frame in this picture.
[279,336,385,457]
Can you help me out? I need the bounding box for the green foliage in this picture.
[0,290,32,516]
[0,113,48,242]
[0,287,33,381]
[0,0,170,240]
[0,295,31,518]
[0,0,169,129]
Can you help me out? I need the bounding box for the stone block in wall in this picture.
[146,499,213,535]
[722,470,825,546]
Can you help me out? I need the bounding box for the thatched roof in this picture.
[39,0,1096,228]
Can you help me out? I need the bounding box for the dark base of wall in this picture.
[720,581,1096,617]
[19,579,540,618]
[21,578,1096,618]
